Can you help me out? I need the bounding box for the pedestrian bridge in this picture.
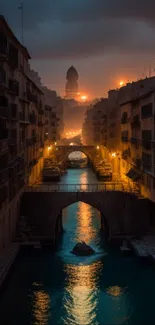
[26,182,139,194]
[21,182,152,243]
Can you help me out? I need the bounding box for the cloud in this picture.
[1,0,155,59]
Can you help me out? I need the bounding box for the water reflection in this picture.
[31,283,50,325]
[98,285,133,325]
[61,196,103,324]
[76,201,100,244]
[62,261,102,325]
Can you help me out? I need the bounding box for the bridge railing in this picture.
[25,182,135,193]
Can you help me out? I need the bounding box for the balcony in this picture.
[0,68,7,88]
[0,138,8,153]
[0,34,8,60]
[0,45,8,60]
[0,168,8,184]
[9,79,19,96]
[142,139,151,150]
[10,104,18,120]
[0,185,8,210]
[131,115,140,128]
[0,129,8,141]
[27,88,38,103]
[0,153,8,171]
[0,106,9,118]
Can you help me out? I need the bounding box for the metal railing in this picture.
[25,182,139,193]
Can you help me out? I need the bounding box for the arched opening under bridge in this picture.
[55,145,95,168]
[67,151,88,168]
[55,201,109,249]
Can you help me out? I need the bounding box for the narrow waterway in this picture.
[0,167,155,324]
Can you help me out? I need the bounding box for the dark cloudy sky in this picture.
[1,1,155,98]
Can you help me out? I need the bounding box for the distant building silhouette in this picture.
[65,66,78,99]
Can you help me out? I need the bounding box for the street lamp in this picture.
[96,145,100,150]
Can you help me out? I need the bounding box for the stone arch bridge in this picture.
[55,145,97,164]
[20,184,153,244]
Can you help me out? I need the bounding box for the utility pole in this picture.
[18,1,24,45]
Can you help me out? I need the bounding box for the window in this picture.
[142,130,152,140]
[141,103,153,118]
[142,152,152,171]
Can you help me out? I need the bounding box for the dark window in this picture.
[141,103,153,118]
[142,152,152,171]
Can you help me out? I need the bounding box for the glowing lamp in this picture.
[119,81,124,87]
[81,95,87,101]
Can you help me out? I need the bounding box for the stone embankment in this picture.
[131,236,155,261]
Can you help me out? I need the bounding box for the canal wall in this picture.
[20,191,154,242]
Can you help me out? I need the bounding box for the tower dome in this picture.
[65,66,79,99]
[66,66,78,81]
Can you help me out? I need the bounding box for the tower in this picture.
[65,66,79,99]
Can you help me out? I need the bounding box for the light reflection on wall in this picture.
[31,284,50,325]
[62,261,102,325]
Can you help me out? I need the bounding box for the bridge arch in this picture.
[55,145,96,165]
[21,190,151,244]
[55,200,110,240]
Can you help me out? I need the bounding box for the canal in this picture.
[0,167,155,324]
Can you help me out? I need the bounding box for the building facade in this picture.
[82,77,155,202]
[0,16,46,250]
[43,87,64,143]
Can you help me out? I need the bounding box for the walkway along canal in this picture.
[0,168,155,324]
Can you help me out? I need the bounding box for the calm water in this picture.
[0,168,155,324]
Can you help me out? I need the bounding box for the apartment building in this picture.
[82,99,108,146]
[0,16,45,249]
[120,89,155,201]
[82,77,155,201]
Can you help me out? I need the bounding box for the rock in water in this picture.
[72,241,95,256]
